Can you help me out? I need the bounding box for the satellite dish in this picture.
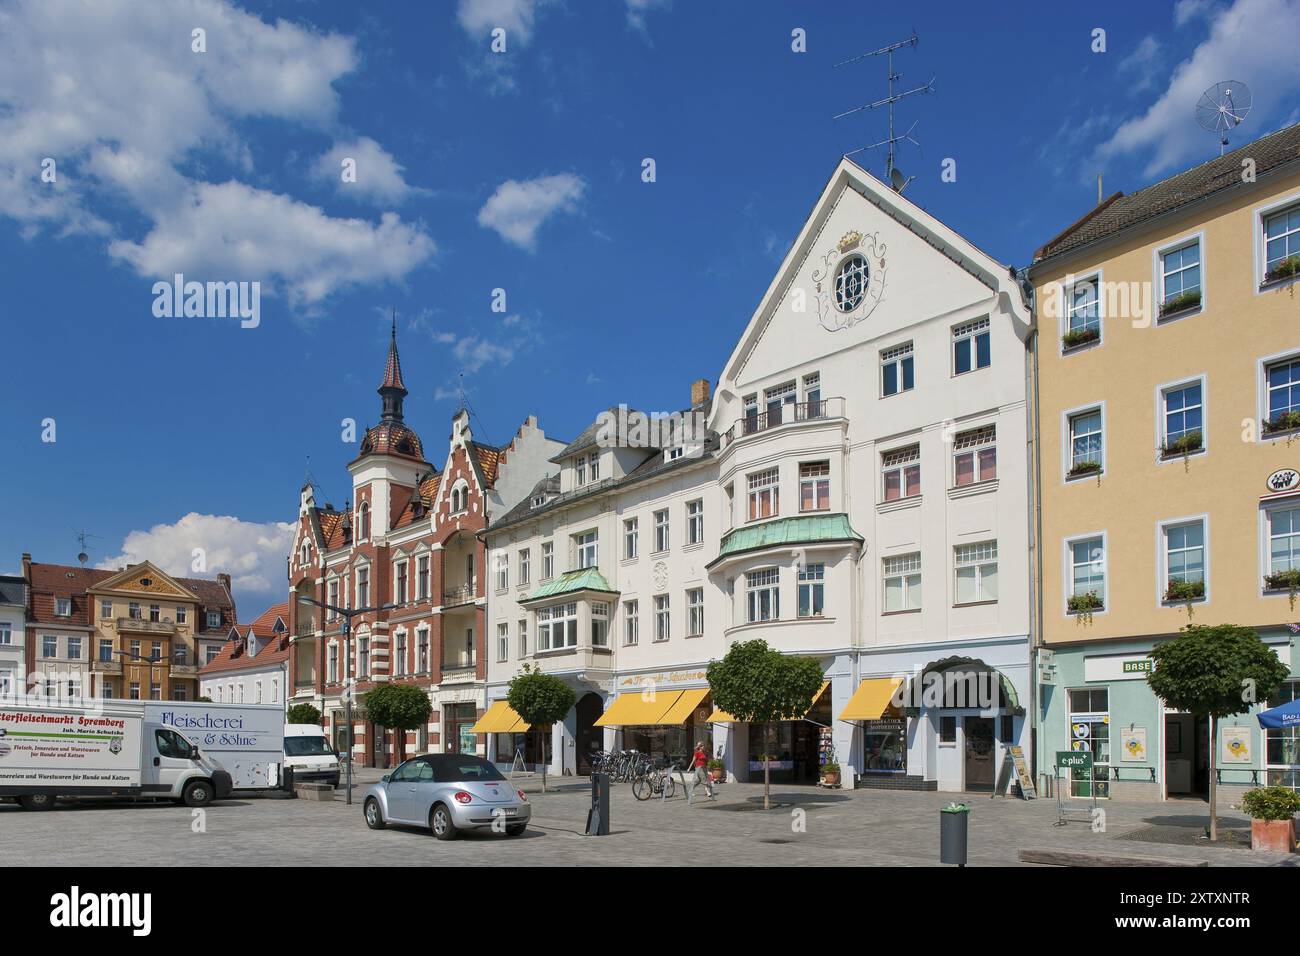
[890,166,915,193]
[1196,81,1252,152]
[77,552,88,565]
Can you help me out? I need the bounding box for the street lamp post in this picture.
[297,595,395,805]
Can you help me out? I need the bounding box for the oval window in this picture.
[834,253,869,312]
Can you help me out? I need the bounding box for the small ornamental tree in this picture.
[707,639,826,810]
[1147,624,1290,841]
[362,684,432,765]
[286,703,322,726]
[507,664,576,793]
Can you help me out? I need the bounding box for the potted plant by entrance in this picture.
[707,758,725,784]
[1240,785,1300,853]
[820,761,841,788]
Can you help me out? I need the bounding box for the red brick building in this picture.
[285,325,562,767]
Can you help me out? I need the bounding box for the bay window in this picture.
[747,468,779,521]
[800,462,830,511]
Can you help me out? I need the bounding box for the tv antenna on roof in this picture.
[73,529,101,566]
[1196,80,1251,154]
[833,30,934,192]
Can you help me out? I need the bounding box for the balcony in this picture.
[295,620,317,639]
[440,665,478,685]
[116,617,177,635]
[442,585,477,609]
[170,664,199,677]
[722,398,845,448]
[92,659,122,675]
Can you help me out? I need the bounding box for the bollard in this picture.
[585,772,611,836]
[939,802,969,866]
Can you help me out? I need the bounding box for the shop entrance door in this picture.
[575,693,603,775]
[964,717,995,791]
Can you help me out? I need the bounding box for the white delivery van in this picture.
[0,701,233,810]
[144,702,286,791]
[283,724,340,786]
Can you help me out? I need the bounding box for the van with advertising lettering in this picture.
[0,701,235,811]
[143,701,286,791]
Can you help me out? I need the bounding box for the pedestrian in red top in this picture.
[689,741,715,802]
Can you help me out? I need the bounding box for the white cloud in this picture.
[453,336,516,373]
[314,137,423,204]
[1119,36,1163,92]
[0,0,433,308]
[625,0,671,32]
[1096,0,1300,176]
[98,513,295,603]
[109,181,435,307]
[1174,0,1217,25]
[456,0,540,45]
[477,173,585,251]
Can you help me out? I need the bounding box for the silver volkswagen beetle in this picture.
[363,754,531,840]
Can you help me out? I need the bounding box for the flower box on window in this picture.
[1163,579,1205,603]
[1160,430,1202,458]
[1067,461,1102,480]
[1061,327,1100,350]
[1265,569,1300,592]
[1158,289,1201,318]
[1264,254,1300,284]
[1067,592,1103,614]
[1263,411,1300,436]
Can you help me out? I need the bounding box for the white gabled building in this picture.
[484,158,1035,792]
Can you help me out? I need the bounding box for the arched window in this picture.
[300,541,309,565]
[359,502,371,540]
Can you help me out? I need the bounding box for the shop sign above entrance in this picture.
[1267,469,1299,493]
[1056,751,1093,771]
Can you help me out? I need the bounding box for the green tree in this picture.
[707,639,825,809]
[196,696,213,703]
[507,664,576,793]
[1147,624,1290,841]
[362,684,432,765]
[286,703,322,726]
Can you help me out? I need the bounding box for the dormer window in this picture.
[589,452,600,482]
[576,456,587,485]
[55,598,72,617]
[531,495,545,509]
[206,609,222,630]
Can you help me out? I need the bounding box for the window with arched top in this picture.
[300,542,309,565]
[359,502,370,540]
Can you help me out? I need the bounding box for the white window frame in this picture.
[537,603,579,651]
[799,462,831,512]
[687,499,704,545]
[1258,347,1300,439]
[1253,190,1300,292]
[417,627,430,673]
[356,565,371,609]
[1059,270,1104,352]
[952,425,997,487]
[952,316,991,375]
[880,341,915,397]
[1262,499,1300,597]
[416,554,430,601]
[624,517,639,559]
[881,445,921,502]
[797,564,825,618]
[1061,401,1106,481]
[99,599,112,620]
[575,531,598,570]
[494,552,509,592]
[953,540,999,606]
[1156,515,1210,608]
[623,600,639,646]
[653,509,670,554]
[591,601,610,647]
[1154,373,1208,463]
[394,559,409,605]
[517,620,528,658]
[1151,231,1205,321]
[653,594,670,642]
[747,468,780,522]
[686,588,704,636]
[393,630,407,677]
[745,568,780,623]
[882,552,922,613]
[518,548,530,587]
[497,623,509,662]
[55,597,71,617]
[542,541,554,579]
[1064,531,1108,618]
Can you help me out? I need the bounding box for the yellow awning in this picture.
[471,700,530,734]
[838,677,904,721]
[593,690,684,727]
[706,681,830,723]
[657,688,711,726]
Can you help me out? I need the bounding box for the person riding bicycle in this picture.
[689,741,715,801]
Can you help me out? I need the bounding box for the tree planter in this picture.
[820,769,841,788]
[1251,818,1296,853]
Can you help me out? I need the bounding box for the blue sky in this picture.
[2,0,1297,611]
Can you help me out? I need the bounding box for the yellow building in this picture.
[86,561,236,701]
[1028,123,1300,801]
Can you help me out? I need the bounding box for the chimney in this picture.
[21,552,31,582]
[690,378,711,408]
[216,572,232,595]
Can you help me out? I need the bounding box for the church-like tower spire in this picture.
[379,313,407,423]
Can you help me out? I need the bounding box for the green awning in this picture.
[523,567,619,603]
[709,513,863,567]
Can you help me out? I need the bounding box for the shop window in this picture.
[1265,680,1300,791]
[1067,688,1110,798]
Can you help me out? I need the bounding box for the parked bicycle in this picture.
[631,757,678,801]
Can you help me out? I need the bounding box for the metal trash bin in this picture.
[586,772,610,836]
[939,803,969,866]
